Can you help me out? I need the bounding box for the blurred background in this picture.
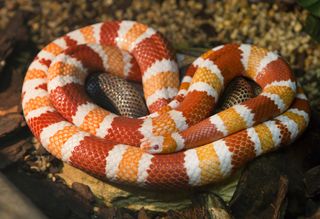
[0,1,320,219]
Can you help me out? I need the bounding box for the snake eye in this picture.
[153,145,159,150]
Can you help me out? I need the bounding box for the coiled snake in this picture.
[22,21,311,188]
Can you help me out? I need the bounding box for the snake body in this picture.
[86,73,148,118]
[86,72,255,118]
[22,21,310,188]
[218,77,256,111]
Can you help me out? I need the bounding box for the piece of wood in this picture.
[0,173,46,219]
[0,138,32,170]
[0,69,24,114]
[0,113,24,139]
[229,115,320,219]
[304,165,320,197]
[3,164,95,219]
[57,163,237,213]
[0,11,31,114]
[0,11,29,66]
[272,176,289,219]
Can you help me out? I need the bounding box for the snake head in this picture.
[141,133,184,154]
[140,136,164,154]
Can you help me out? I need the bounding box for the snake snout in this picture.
[141,143,162,154]
[140,137,164,154]
[152,144,160,150]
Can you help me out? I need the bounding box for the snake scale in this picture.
[22,21,310,188]
[86,73,149,118]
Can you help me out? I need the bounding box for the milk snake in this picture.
[22,21,310,188]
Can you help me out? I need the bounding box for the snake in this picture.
[22,20,311,188]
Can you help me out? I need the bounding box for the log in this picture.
[57,163,237,214]
[0,11,29,69]
[0,11,30,114]
[0,173,46,219]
